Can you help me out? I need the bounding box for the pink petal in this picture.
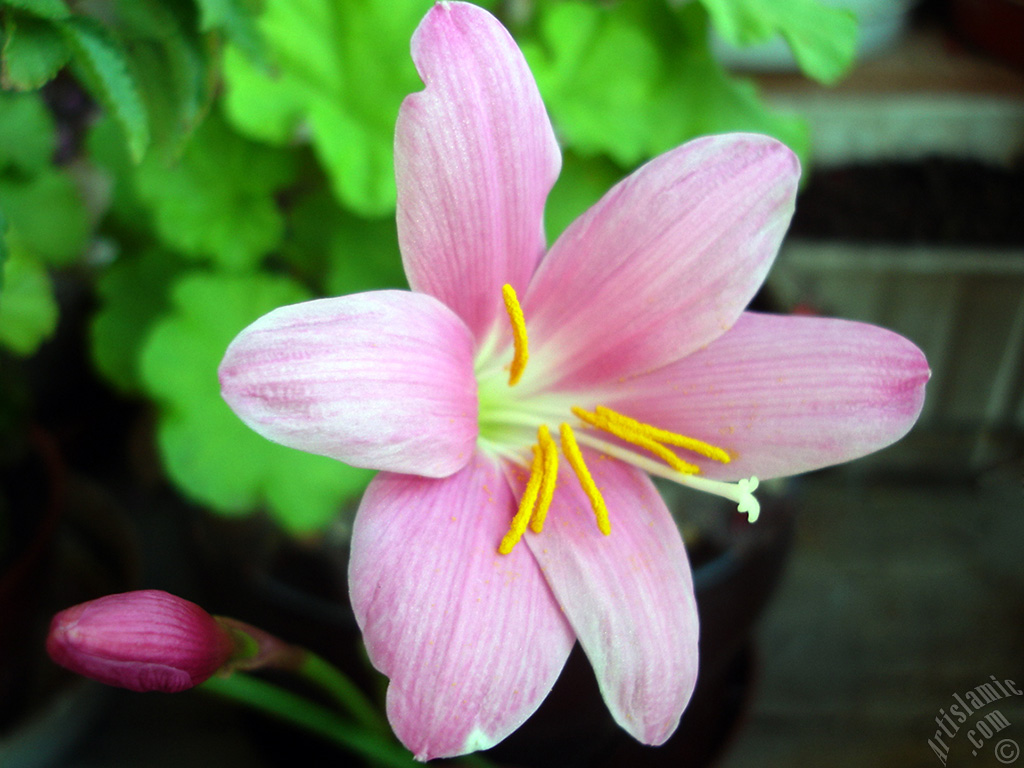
[523,453,699,745]
[349,452,575,760]
[607,312,930,480]
[219,290,477,478]
[524,133,799,389]
[396,2,561,341]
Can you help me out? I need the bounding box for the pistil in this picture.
[568,430,761,523]
[492,283,761,555]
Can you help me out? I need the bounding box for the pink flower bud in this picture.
[46,590,236,693]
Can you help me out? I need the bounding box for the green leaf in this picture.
[194,0,265,62]
[222,0,429,216]
[1,0,69,21]
[0,248,58,355]
[322,213,407,298]
[0,169,90,265]
[133,109,295,271]
[521,2,662,167]
[0,207,7,291]
[220,44,304,143]
[699,0,857,85]
[523,2,809,168]
[139,271,375,532]
[653,5,810,162]
[0,90,55,174]
[60,15,150,160]
[85,114,149,230]
[282,187,407,297]
[1,11,71,90]
[110,0,214,156]
[90,247,182,393]
[544,151,625,242]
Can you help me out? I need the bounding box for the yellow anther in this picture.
[499,425,559,554]
[571,405,732,472]
[572,407,700,475]
[498,446,543,555]
[501,284,529,386]
[530,425,558,534]
[593,406,731,464]
[559,423,610,536]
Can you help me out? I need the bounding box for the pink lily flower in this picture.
[219,1,929,760]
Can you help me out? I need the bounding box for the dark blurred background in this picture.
[719,1,1024,765]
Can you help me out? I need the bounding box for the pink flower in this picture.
[219,2,929,760]
[46,590,236,693]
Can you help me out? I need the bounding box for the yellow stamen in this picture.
[498,446,543,555]
[530,425,558,533]
[594,406,731,464]
[559,422,610,536]
[572,407,700,475]
[499,426,559,554]
[571,405,732,473]
[501,284,529,386]
[566,427,761,523]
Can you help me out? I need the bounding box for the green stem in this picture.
[202,673,500,768]
[201,673,416,768]
[299,652,385,733]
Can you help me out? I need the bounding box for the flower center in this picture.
[485,285,760,555]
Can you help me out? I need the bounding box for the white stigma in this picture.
[571,431,761,522]
[681,475,761,523]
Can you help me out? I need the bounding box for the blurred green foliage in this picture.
[140,271,375,531]
[0,245,57,353]
[222,0,431,215]
[0,0,857,533]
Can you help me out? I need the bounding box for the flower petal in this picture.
[396,1,561,340]
[219,290,477,478]
[608,312,930,480]
[523,453,699,745]
[349,453,575,760]
[525,133,799,389]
